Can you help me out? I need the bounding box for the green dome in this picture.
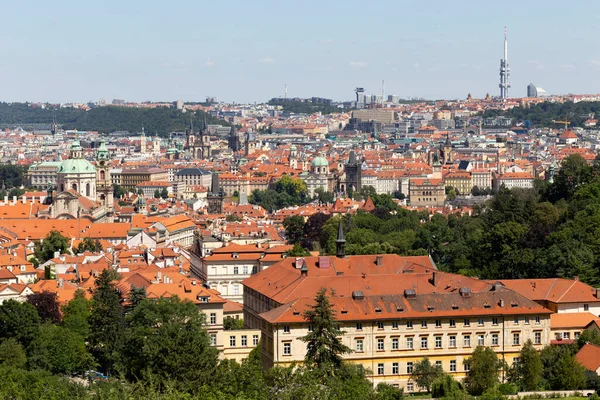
[71,140,83,151]
[58,158,96,174]
[311,156,329,167]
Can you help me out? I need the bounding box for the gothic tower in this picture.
[343,150,362,194]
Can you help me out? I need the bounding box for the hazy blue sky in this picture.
[2,0,599,103]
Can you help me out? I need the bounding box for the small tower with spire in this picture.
[140,126,146,153]
[336,218,346,258]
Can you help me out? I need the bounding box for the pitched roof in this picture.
[497,278,600,304]
[550,312,600,329]
[576,343,600,372]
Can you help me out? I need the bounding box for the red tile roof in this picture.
[576,343,600,372]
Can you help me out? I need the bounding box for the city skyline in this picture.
[3,0,600,104]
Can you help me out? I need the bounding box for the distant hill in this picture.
[480,101,600,128]
[0,103,228,137]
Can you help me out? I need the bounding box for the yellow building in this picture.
[444,170,473,195]
[243,250,552,391]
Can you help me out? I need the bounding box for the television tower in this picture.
[498,27,511,100]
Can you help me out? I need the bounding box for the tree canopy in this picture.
[0,102,227,137]
[299,288,351,374]
[34,230,70,264]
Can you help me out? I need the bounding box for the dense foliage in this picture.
[0,102,227,136]
[293,154,600,285]
[0,164,26,188]
[0,276,405,399]
[34,229,71,265]
[249,175,308,211]
[480,101,600,128]
[300,288,351,374]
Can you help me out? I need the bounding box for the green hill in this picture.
[0,103,228,137]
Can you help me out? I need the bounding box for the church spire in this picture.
[336,218,346,258]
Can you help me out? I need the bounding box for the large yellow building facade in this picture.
[243,252,552,391]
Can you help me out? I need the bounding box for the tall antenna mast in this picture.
[284,84,287,99]
[498,26,511,101]
[381,80,385,103]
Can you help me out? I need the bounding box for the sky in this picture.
[2,0,600,104]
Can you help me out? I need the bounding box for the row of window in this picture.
[354,316,542,331]
[376,359,467,376]
[229,335,260,347]
[356,331,541,352]
[209,266,258,275]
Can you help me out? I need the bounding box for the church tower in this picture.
[96,139,114,222]
[200,117,211,159]
[228,125,242,152]
[442,133,454,164]
[289,145,298,169]
[140,127,146,153]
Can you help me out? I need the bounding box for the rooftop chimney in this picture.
[376,255,383,267]
[431,271,439,287]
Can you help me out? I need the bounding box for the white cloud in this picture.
[349,61,367,68]
[590,60,600,67]
[319,39,334,44]
[259,57,275,64]
[204,59,215,67]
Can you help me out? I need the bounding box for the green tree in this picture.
[511,340,543,391]
[223,316,244,330]
[547,154,594,201]
[299,288,351,375]
[286,243,311,257]
[76,236,102,254]
[0,364,88,399]
[376,382,404,400]
[0,165,26,188]
[34,230,70,263]
[553,352,587,389]
[0,299,41,347]
[123,296,218,391]
[27,291,62,324]
[128,285,147,309]
[0,338,27,368]
[88,268,124,374]
[211,348,268,399]
[431,374,466,400]
[113,184,125,199]
[153,189,161,198]
[160,187,169,199]
[303,212,331,249]
[410,356,444,392]
[577,329,600,348]
[61,289,92,339]
[540,344,586,390]
[463,346,503,395]
[283,215,305,244]
[27,324,94,375]
[314,187,334,203]
[446,186,457,200]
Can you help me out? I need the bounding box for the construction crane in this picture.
[552,119,570,130]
